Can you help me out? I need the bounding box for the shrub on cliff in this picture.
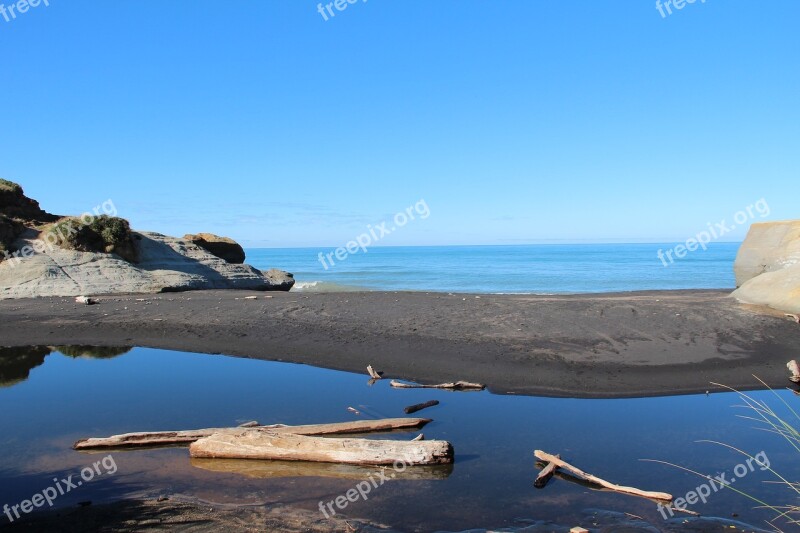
[43,215,139,263]
[0,179,22,194]
[0,215,24,260]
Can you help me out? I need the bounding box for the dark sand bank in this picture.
[1,290,798,397]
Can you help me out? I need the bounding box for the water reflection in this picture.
[0,345,132,387]
[0,347,794,532]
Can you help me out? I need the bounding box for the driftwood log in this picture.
[367,365,382,380]
[404,400,440,414]
[190,457,452,480]
[390,380,485,391]
[190,429,454,465]
[534,450,673,502]
[788,360,800,383]
[74,418,431,450]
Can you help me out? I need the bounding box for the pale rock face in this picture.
[0,231,292,298]
[734,221,800,286]
[732,221,800,314]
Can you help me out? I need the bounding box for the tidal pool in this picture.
[0,346,795,531]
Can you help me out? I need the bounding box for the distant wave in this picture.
[293,280,371,292]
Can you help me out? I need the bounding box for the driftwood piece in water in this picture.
[534,450,673,502]
[190,457,452,480]
[190,430,454,465]
[534,453,560,488]
[412,434,425,441]
[404,400,440,414]
[74,418,431,450]
[390,380,485,391]
[788,360,800,383]
[367,365,382,380]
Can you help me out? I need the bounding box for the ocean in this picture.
[246,242,741,293]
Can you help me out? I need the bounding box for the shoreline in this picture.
[1,289,799,398]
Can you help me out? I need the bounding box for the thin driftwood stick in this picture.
[74,418,431,450]
[390,380,485,391]
[404,400,440,414]
[190,430,454,465]
[788,360,800,383]
[534,453,560,488]
[367,365,382,380]
[534,450,673,502]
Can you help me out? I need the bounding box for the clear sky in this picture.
[1,1,797,247]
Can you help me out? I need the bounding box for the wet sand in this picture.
[1,289,798,397]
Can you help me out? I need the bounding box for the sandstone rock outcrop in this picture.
[263,268,295,291]
[732,221,800,314]
[184,233,246,264]
[0,231,292,298]
[0,180,294,297]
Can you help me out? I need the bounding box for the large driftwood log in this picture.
[190,429,454,465]
[534,450,673,502]
[390,380,485,391]
[190,457,453,480]
[74,418,431,450]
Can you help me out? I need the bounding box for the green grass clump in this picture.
[44,215,138,262]
[0,179,22,194]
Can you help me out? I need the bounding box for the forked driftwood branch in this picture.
[189,430,454,466]
[74,418,431,450]
[788,360,800,383]
[534,450,673,502]
[390,380,485,391]
[534,453,560,488]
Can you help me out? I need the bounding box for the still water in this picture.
[0,346,795,531]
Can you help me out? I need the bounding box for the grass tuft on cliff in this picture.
[43,215,139,263]
[0,179,22,194]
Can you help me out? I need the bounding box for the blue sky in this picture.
[1,1,797,247]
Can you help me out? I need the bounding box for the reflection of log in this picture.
[534,450,673,502]
[190,430,454,465]
[788,360,800,383]
[190,457,453,480]
[534,454,560,488]
[390,380,485,391]
[74,418,431,450]
[404,400,439,414]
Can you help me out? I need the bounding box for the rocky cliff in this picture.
[732,221,800,314]
[0,181,294,298]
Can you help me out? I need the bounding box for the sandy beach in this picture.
[1,289,798,398]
